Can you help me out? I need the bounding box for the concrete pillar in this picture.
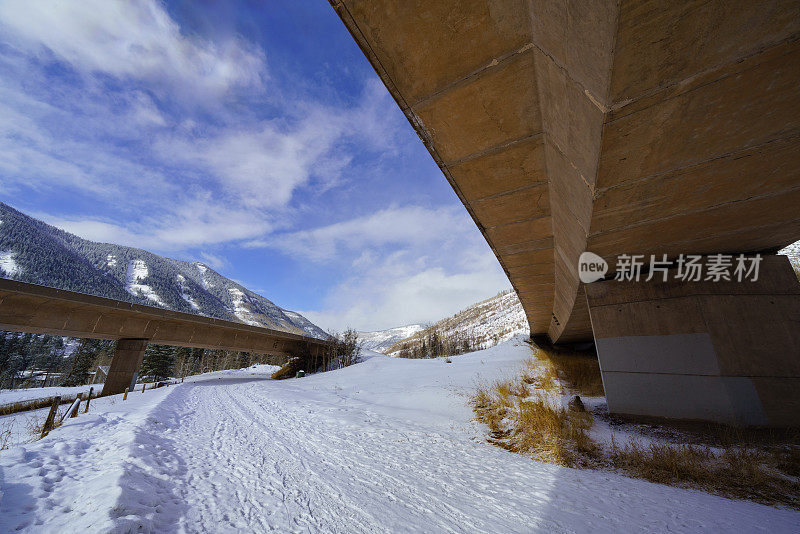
[585,255,800,427]
[101,338,149,397]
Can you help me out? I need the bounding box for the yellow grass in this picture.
[471,378,598,467]
[25,409,64,439]
[532,345,604,397]
[472,355,800,508]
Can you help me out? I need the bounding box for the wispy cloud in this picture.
[267,206,509,331]
[0,0,266,98]
[199,251,228,271]
[253,206,472,261]
[42,197,273,251]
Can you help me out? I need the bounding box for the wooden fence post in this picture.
[142,383,146,393]
[84,387,93,413]
[69,394,83,418]
[41,396,61,438]
[123,387,128,401]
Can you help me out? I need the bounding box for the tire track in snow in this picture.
[112,375,800,534]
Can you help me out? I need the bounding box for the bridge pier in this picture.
[585,255,800,426]
[101,339,149,397]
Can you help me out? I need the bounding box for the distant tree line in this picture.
[393,328,479,359]
[0,332,115,389]
[0,330,288,390]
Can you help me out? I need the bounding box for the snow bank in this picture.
[0,384,101,406]
[0,384,175,532]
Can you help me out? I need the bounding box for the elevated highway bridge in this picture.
[0,278,328,397]
[330,0,800,426]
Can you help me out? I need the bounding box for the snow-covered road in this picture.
[2,339,798,533]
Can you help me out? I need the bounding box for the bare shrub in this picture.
[0,420,12,451]
[272,329,361,379]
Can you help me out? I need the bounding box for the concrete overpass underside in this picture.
[331,0,800,425]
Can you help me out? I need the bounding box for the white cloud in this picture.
[302,260,509,332]
[157,109,343,209]
[0,0,265,98]
[254,205,472,261]
[0,0,405,251]
[274,206,510,331]
[42,196,272,252]
[199,251,227,271]
[157,83,403,210]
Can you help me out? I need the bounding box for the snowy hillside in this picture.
[357,324,424,353]
[1,338,796,532]
[386,289,528,356]
[0,203,327,339]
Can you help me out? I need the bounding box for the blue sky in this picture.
[0,0,509,331]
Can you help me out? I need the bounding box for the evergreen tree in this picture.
[140,344,175,381]
[63,339,98,386]
[34,336,66,387]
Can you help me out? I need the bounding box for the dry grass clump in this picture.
[26,409,64,438]
[608,438,800,507]
[521,357,559,391]
[532,345,604,397]
[471,378,598,467]
[472,354,800,508]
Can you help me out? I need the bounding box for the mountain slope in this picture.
[358,324,424,353]
[0,203,327,339]
[385,289,528,356]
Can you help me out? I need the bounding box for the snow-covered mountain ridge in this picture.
[383,289,529,356]
[357,324,424,353]
[0,203,327,339]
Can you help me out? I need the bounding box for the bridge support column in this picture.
[585,255,800,427]
[101,339,149,397]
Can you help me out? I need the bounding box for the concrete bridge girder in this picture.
[330,0,800,425]
[0,278,329,396]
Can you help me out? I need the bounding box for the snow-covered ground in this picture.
[195,263,213,289]
[176,274,200,311]
[1,340,796,533]
[227,287,260,326]
[779,240,800,272]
